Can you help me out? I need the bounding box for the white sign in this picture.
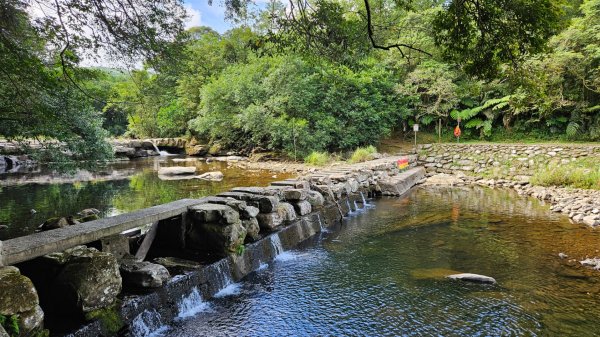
[413,124,419,132]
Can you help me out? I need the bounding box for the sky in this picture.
[183,1,233,33]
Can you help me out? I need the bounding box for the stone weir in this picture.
[0,157,423,337]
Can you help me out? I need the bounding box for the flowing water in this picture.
[0,157,292,240]
[165,186,600,336]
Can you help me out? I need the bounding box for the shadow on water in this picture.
[0,157,293,240]
[167,186,600,337]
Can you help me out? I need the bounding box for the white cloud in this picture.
[184,5,202,29]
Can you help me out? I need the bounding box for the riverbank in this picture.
[416,143,600,227]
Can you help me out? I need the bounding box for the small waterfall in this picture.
[159,150,176,156]
[270,234,284,256]
[345,199,353,216]
[354,200,360,212]
[317,213,325,231]
[130,309,168,337]
[213,260,241,298]
[149,141,161,154]
[177,288,209,319]
[360,192,373,208]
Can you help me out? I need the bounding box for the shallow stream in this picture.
[164,187,600,336]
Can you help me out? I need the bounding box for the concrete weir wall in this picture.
[0,158,423,337]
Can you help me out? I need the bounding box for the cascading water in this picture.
[345,199,353,216]
[354,200,361,212]
[360,192,373,208]
[177,288,210,319]
[270,234,284,256]
[213,260,241,298]
[130,309,168,337]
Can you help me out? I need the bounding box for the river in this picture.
[0,157,293,240]
[163,186,600,336]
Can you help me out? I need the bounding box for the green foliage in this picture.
[304,152,331,166]
[190,55,400,157]
[349,146,377,163]
[531,158,600,190]
[0,314,19,337]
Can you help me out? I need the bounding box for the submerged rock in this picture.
[197,171,224,181]
[447,273,496,284]
[120,260,170,288]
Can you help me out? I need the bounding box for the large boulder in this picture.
[278,202,297,221]
[187,204,246,255]
[185,144,208,156]
[119,260,170,289]
[241,218,260,242]
[307,191,325,207]
[256,212,284,231]
[0,266,45,335]
[52,246,122,313]
[292,200,312,216]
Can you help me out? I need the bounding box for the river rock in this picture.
[38,216,75,231]
[278,202,297,221]
[283,189,307,201]
[53,246,122,313]
[0,266,45,334]
[158,166,196,176]
[186,220,246,255]
[153,257,201,274]
[217,192,279,213]
[197,171,224,181]
[185,144,208,156]
[292,200,312,216]
[119,260,170,288]
[256,212,284,230]
[447,273,496,284]
[77,208,100,217]
[0,225,7,230]
[190,204,240,225]
[242,218,260,242]
[582,215,600,227]
[307,191,325,207]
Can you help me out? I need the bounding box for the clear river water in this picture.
[163,187,600,337]
[0,157,292,240]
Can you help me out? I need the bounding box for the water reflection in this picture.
[169,186,600,337]
[0,157,292,240]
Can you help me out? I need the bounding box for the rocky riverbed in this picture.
[420,172,600,227]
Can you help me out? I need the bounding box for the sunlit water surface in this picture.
[167,187,600,337]
[0,157,292,240]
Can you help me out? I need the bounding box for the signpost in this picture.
[413,123,419,153]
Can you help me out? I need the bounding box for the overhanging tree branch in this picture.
[363,0,432,57]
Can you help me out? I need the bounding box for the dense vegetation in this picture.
[1,0,599,161]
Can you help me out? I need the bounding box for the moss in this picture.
[29,329,50,337]
[0,314,20,337]
[84,304,124,335]
[236,244,245,256]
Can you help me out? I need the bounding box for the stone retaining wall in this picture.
[417,143,600,180]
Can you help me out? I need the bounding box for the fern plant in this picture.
[451,95,512,137]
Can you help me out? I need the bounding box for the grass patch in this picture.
[349,146,377,163]
[530,158,600,190]
[304,151,331,166]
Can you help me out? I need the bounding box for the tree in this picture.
[0,0,186,161]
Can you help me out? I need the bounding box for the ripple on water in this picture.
[167,187,600,337]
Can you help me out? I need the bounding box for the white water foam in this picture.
[130,309,169,337]
[214,282,242,298]
[176,288,210,319]
[270,234,284,256]
[275,251,298,262]
[159,150,177,156]
[257,262,269,271]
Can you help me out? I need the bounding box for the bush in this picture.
[304,151,331,166]
[349,146,377,163]
[530,158,600,190]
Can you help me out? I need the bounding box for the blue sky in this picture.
[183,1,233,33]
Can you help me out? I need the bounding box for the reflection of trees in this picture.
[0,179,131,239]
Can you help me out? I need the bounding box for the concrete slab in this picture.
[1,198,206,266]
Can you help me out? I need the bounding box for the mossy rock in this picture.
[208,143,222,156]
[77,214,100,223]
[84,304,124,335]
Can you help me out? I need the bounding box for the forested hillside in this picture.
[1,0,599,161]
